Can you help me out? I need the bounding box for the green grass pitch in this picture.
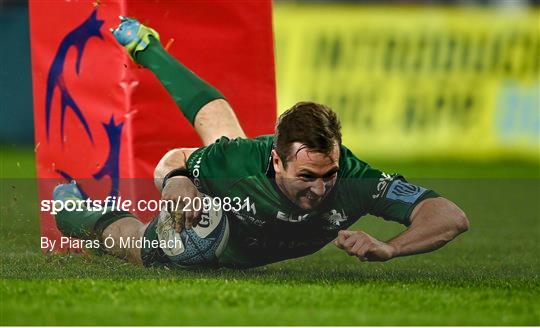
[1,145,539,325]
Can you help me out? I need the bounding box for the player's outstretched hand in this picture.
[161,176,202,232]
[335,230,397,262]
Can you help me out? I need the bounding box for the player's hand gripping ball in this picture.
[155,194,229,267]
[161,176,202,231]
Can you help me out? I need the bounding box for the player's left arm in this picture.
[387,197,468,258]
[336,199,469,262]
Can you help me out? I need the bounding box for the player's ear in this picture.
[271,149,283,174]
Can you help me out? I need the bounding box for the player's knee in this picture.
[102,217,143,239]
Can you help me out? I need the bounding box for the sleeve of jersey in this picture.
[185,136,268,194]
[359,167,439,225]
[339,147,439,225]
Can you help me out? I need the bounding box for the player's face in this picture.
[273,143,340,210]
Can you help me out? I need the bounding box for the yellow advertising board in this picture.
[273,5,539,160]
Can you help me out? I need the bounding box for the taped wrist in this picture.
[136,36,225,126]
[161,168,191,190]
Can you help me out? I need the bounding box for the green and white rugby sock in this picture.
[52,182,134,239]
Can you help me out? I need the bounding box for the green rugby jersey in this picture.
[185,135,439,268]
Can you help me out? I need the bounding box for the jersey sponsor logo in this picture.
[385,180,427,204]
[322,209,348,230]
[372,172,393,199]
[191,155,202,188]
[326,209,348,226]
[276,211,309,223]
[233,212,265,226]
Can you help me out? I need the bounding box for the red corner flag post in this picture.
[29,0,276,250]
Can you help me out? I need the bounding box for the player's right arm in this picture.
[155,136,270,231]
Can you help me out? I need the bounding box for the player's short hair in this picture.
[275,101,342,168]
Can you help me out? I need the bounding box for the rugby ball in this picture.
[155,195,229,267]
